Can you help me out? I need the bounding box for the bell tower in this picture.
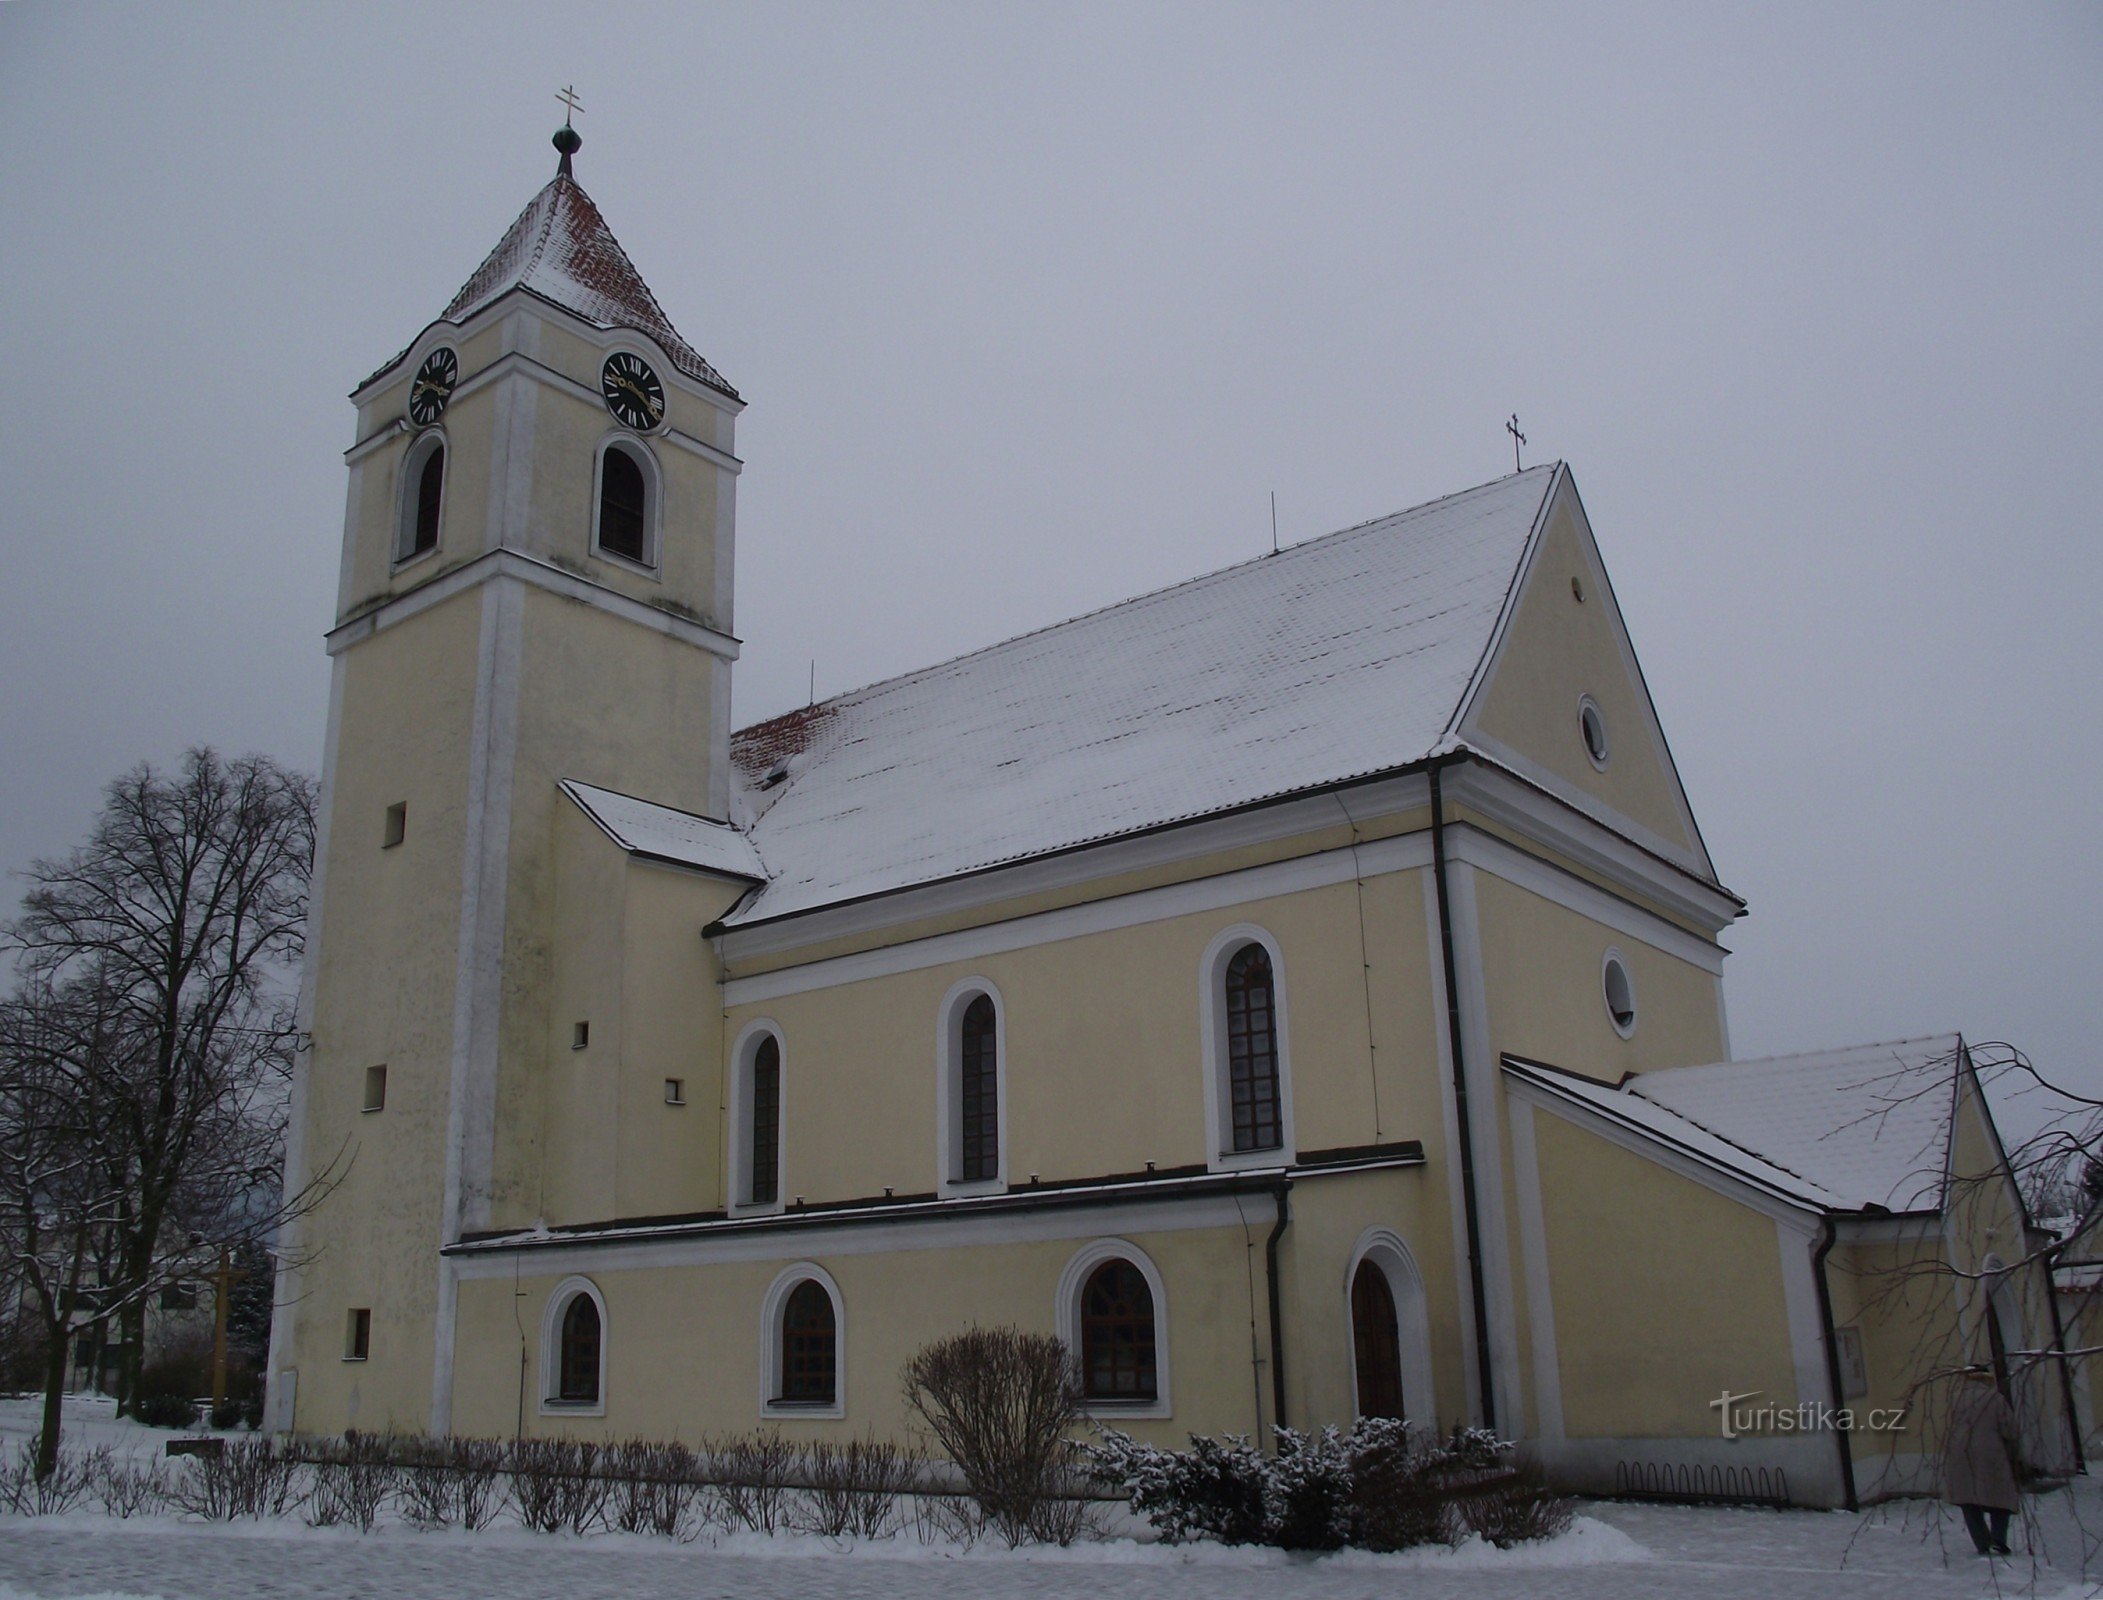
[271,127,743,1433]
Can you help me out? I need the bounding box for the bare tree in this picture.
[0,749,325,1467]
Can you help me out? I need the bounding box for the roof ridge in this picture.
[732,464,1560,744]
[1650,1035,1964,1078]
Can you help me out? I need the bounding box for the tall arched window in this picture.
[595,442,650,566]
[559,1293,601,1404]
[1224,943,1281,1153]
[959,994,998,1183]
[779,1279,837,1405]
[749,1034,780,1206]
[1350,1259,1404,1420]
[1080,1259,1157,1402]
[396,433,445,563]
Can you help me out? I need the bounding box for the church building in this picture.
[267,129,2075,1509]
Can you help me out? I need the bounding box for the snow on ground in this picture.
[4,1397,2100,1598]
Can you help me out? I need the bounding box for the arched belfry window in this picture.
[396,433,445,563]
[593,439,655,568]
[1224,943,1281,1153]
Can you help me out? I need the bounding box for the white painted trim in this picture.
[392,428,448,568]
[538,1275,608,1418]
[327,548,739,662]
[934,978,1008,1196]
[1057,1239,1172,1419]
[724,830,1433,1007]
[1506,1097,1564,1444]
[431,577,523,1432]
[485,367,537,558]
[1422,869,1485,1427]
[1443,863,1525,1431]
[722,771,1435,955]
[1443,823,1727,976]
[589,433,664,576]
[1197,925,1296,1172]
[1601,946,1638,1038]
[265,651,348,1434]
[1463,727,1708,881]
[1775,1217,1832,1412]
[1503,1065,1825,1222]
[760,1263,845,1419]
[1342,1227,1437,1431]
[449,1191,1252,1282]
[1448,469,1718,881]
[1434,759,1738,931]
[726,1020,787,1216]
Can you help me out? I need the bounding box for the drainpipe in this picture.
[1430,761,1498,1431]
[1266,1177,1292,1433]
[2041,1252,2087,1475]
[1811,1216,1858,1511]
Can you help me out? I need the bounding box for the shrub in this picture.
[392,1435,510,1532]
[901,1325,1085,1546]
[306,1432,396,1532]
[603,1439,700,1538]
[509,1437,607,1535]
[210,1398,245,1431]
[170,1436,304,1520]
[1088,1419,1565,1554]
[88,1449,170,1518]
[134,1331,212,1411]
[0,1439,96,1515]
[790,1435,914,1539]
[710,1430,796,1534]
[132,1392,201,1429]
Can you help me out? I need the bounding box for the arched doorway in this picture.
[1351,1259,1405,1420]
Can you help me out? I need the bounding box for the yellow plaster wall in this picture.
[1469,502,1700,854]
[289,592,484,1435]
[1471,870,1725,1083]
[1531,1110,1799,1437]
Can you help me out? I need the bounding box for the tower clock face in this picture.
[408,347,458,426]
[602,352,666,431]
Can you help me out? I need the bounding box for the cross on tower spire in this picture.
[553,86,584,177]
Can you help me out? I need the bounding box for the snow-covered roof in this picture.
[724,466,1564,926]
[365,171,736,399]
[1506,1035,1967,1213]
[561,781,767,883]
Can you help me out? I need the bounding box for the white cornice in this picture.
[326,547,740,662]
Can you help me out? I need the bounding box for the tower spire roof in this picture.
[363,138,737,400]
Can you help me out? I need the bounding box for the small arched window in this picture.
[779,1279,837,1405]
[396,434,444,563]
[1224,943,1281,1153]
[749,1034,781,1206]
[558,1293,601,1404]
[1080,1259,1157,1402]
[1350,1260,1404,1420]
[959,994,998,1183]
[596,442,650,566]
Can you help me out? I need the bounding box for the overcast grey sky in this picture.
[2,4,2098,1111]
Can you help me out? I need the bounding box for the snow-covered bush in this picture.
[0,1437,95,1514]
[1088,1419,1559,1553]
[901,1325,1087,1546]
[131,1392,199,1429]
[87,1448,170,1518]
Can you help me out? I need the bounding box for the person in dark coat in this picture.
[1942,1368,2021,1556]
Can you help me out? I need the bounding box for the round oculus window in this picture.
[1602,953,1637,1037]
[1578,696,1609,769]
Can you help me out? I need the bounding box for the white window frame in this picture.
[1198,924,1295,1172]
[590,433,664,575]
[1056,1238,1171,1419]
[1601,948,1638,1039]
[935,976,1008,1197]
[727,1019,787,1216]
[538,1275,607,1417]
[393,428,448,569]
[759,1262,845,1420]
[1342,1227,1438,1431]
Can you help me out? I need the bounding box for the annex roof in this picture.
[724,465,1568,926]
[364,170,737,399]
[1506,1034,1967,1214]
[560,781,767,882]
